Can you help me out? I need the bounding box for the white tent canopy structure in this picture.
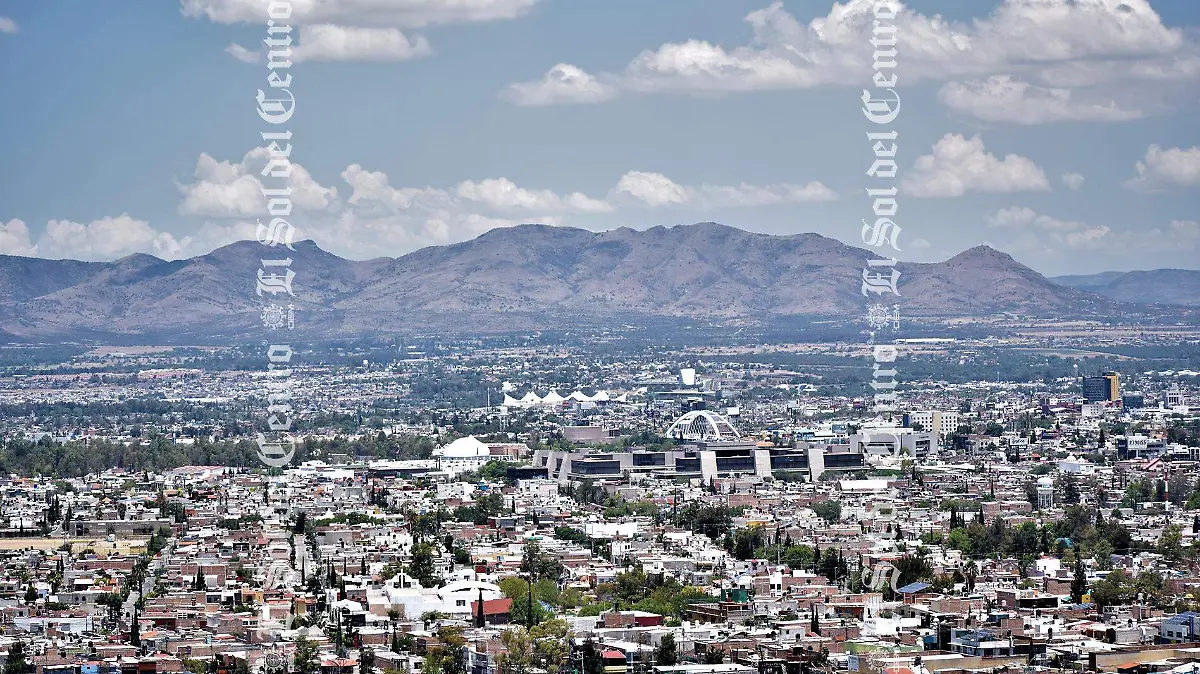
[499,389,623,408]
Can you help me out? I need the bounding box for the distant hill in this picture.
[1051,269,1200,306]
[0,222,1138,340]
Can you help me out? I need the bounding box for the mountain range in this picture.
[1051,269,1200,307]
[0,222,1185,341]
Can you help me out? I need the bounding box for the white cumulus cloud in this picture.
[502,64,618,106]
[0,219,36,256]
[181,0,541,28]
[1124,144,1200,191]
[502,0,1199,122]
[613,172,691,208]
[295,24,430,62]
[39,215,185,261]
[697,181,838,207]
[178,148,338,218]
[341,165,451,212]
[987,206,1111,252]
[612,171,837,208]
[455,178,612,214]
[903,134,1050,198]
[987,207,1200,255]
[224,43,258,63]
[939,75,1143,124]
[0,16,17,33]
[1062,173,1085,190]
[228,24,432,63]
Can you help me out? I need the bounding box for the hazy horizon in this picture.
[0,1,1198,276]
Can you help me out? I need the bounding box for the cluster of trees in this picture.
[583,567,713,619]
[496,619,571,674]
[739,532,879,593]
[451,492,508,525]
[568,479,608,506]
[520,541,564,581]
[1089,568,1174,610]
[499,575,575,625]
[0,436,267,477]
[1120,475,1200,508]
[674,502,738,539]
[403,514,540,589]
[0,432,445,478]
[406,542,442,588]
[553,526,590,546]
[926,506,1141,568]
[810,501,842,523]
[420,626,468,674]
[603,498,659,519]
[312,512,383,528]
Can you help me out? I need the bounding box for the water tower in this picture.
[1037,476,1055,510]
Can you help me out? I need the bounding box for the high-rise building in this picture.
[907,410,961,438]
[1082,372,1120,403]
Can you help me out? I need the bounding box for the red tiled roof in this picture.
[470,598,513,616]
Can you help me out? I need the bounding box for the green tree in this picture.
[1090,570,1131,609]
[408,542,441,588]
[293,637,321,674]
[731,527,763,560]
[893,555,933,590]
[4,641,31,674]
[520,541,563,582]
[97,592,124,620]
[479,460,511,484]
[782,545,815,570]
[1093,539,1115,570]
[1158,524,1183,563]
[510,590,552,626]
[1070,553,1087,604]
[576,639,605,674]
[360,649,375,674]
[130,606,141,647]
[675,503,733,539]
[498,576,529,599]
[1134,570,1167,606]
[654,635,678,666]
[530,619,570,674]
[947,529,972,555]
[811,501,842,524]
[610,567,647,609]
[497,628,532,674]
[1059,473,1081,505]
[422,627,467,674]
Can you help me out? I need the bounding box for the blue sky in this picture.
[0,0,1198,275]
